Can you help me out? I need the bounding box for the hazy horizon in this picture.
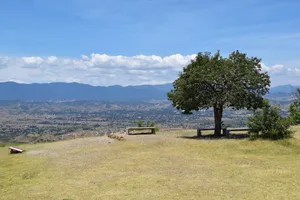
[0,80,299,88]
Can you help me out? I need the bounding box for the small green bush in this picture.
[289,102,300,125]
[135,120,144,127]
[135,120,159,131]
[248,100,293,140]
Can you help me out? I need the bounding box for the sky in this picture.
[0,0,300,86]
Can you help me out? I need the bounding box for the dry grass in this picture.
[1,126,300,200]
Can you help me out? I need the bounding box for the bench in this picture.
[9,146,24,154]
[126,127,156,135]
[197,128,227,137]
[197,128,252,137]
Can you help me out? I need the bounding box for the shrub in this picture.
[134,120,159,132]
[288,88,300,125]
[289,102,300,125]
[135,120,144,127]
[248,100,293,140]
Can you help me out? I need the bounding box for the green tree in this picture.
[135,120,159,132]
[146,121,155,127]
[135,120,144,127]
[167,50,270,137]
[146,121,159,132]
[295,88,300,101]
[289,88,300,125]
[248,100,292,140]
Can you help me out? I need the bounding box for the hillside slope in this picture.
[0,82,173,101]
[1,128,300,199]
[0,82,299,102]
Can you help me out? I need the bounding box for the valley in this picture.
[0,100,252,143]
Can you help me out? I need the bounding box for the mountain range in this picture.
[0,82,298,102]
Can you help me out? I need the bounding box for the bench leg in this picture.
[226,130,230,137]
[222,128,227,136]
[197,128,201,137]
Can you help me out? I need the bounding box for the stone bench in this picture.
[126,127,156,135]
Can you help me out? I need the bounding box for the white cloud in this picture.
[0,54,196,86]
[22,56,43,64]
[0,56,9,68]
[47,56,58,64]
[288,67,300,75]
[0,54,299,86]
[262,63,300,77]
[262,63,300,86]
[22,57,43,68]
[261,64,287,75]
[83,53,196,69]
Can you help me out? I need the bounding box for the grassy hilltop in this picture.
[1,127,300,200]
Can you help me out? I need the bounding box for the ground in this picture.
[1,127,300,200]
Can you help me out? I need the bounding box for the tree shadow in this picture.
[178,134,249,140]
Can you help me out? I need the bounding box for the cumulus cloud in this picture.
[288,67,300,75]
[0,56,9,68]
[0,54,196,86]
[262,63,300,77]
[0,54,299,86]
[82,53,196,69]
[261,64,287,75]
[22,56,43,68]
[261,62,300,85]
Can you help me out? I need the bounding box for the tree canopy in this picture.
[167,50,270,136]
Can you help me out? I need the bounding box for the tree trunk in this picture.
[213,104,223,137]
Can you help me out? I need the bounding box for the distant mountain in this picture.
[0,82,298,102]
[0,82,173,102]
[268,85,299,94]
[266,84,300,102]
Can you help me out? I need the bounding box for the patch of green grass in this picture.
[1,127,300,199]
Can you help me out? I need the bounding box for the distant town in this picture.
[0,81,297,143]
[0,98,290,143]
[0,100,254,143]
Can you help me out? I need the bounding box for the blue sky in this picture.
[0,0,299,86]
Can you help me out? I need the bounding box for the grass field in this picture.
[1,126,300,200]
